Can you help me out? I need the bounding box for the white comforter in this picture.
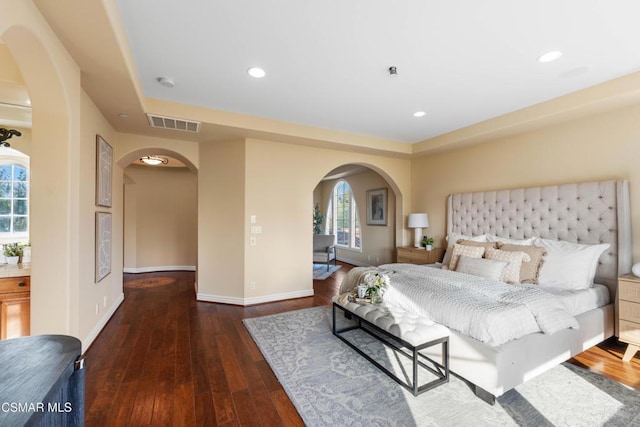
[378,264,579,346]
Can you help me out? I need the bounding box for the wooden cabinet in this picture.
[0,276,30,340]
[396,247,444,265]
[618,274,640,362]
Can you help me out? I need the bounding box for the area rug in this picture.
[243,306,640,427]
[313,264,341,280]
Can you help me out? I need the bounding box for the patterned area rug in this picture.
[313,264,341,280]
[243,306,640,427]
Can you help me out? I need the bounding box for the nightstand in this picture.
[396,247,444,265]
[618,274,640,362]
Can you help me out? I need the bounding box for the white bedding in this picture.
[534,283,610,316]
[378,263,580,346]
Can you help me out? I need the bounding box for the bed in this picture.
[344,179,632,403]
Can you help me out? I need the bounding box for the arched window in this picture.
[0,150,29,241]
[326,181,361,250]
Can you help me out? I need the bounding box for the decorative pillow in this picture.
[442,233,487,267]
[486,234,535,246]
[485,247,531,284]
[455,256,508,281]
[498,244,547,284]
[534,238,610,290]
[446,244,486,271]
[456,240,498,252]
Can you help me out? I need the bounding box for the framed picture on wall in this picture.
[96,134,113,207]
[95,211,112,282]
[367,188,387,226]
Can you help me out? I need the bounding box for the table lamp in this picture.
[408,213,429,248]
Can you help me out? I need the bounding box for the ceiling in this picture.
[114,0,640,143]
[13,0,640,154]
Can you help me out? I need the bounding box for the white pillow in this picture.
[485,247,531,284]
[442,233,487,267]
[446,243,486,271]
[533,238,610,290]
[486,234,535,246]
[456,256,507,281]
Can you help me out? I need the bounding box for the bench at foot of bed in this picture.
[332,296,449,396]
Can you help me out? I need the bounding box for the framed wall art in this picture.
[95,211,112,282]
[367,188,388,226]
[96,134,113,207]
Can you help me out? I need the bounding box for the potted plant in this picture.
[421,236,435,251]
[313,203,325,235]
[3,243,23,264]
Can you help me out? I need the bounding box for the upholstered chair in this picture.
[313,234,336,271]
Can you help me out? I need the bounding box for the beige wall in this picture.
[196,138,411,304]
[78,91,123,345]
[197,140,246,301]
[123,175,137,268]
[412,104,640,262]
[240,138,410,303]
[123,165,197,270]
[317,168,396,266]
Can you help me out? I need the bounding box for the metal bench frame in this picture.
[332,302,449,396]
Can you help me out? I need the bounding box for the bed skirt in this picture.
[420,303,614,399]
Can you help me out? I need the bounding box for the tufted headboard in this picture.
[447,180,632,296]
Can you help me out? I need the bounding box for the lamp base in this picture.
[413,227,422,248]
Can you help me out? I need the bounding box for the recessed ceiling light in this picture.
[413,111,426,118]
[118,113,128,118]
[538,51,563,63]
[247,67,266,78]
[157,77,175,88]
[140,155,169,166]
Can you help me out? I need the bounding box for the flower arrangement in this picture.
[364,271,390,302]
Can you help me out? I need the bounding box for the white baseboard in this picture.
[123,265,196,273]
[197,289,314,306]
[82,292,125,352]
[337,256,372,267]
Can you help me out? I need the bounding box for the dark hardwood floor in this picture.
[84,262,639,426]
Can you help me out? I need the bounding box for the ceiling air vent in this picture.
[146,114,200,133]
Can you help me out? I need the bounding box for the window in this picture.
[326,181,361,250]
[0,163,29,236]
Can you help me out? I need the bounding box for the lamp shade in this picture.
[408,213,429,228]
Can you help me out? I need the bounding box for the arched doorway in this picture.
[118,148,198,288]
[313,163,401,267]
[1,20,77,336]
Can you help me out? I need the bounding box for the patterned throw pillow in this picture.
[442,233,487,267]
[447,244,486,271]
[456,239,498,252]
[485,247,532,284]
[498,244,547,284]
